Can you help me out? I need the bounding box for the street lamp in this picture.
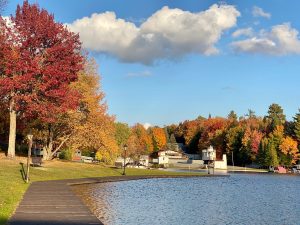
[122,144,128,176]
[26,133,33,183]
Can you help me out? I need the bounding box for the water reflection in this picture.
[72,174,300,225]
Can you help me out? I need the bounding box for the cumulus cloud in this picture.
[67,4,240,64]
[252,6,271,19]
[126,70,152,78]
[231,23,300,55]
[232,27,253,38]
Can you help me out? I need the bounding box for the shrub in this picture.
[59,149,73,160]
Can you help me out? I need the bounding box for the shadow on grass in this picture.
[111,167,124,176]
[19,163,26,183]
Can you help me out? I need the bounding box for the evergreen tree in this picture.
[293,109,300,143]
[268,140,279,167]
[266,103,286,132]
[257,137,279,167]
[245,109,256,119]
[227,110,238,127]
[228,110,238,121]
[169,133,178,151]
[257,138,268,166]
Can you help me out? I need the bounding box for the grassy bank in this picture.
[0,158,202,225]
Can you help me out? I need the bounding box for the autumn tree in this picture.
[279,137,299,165]
[151,127,167,151]
[66,59,118,164]
[0,1,84,158]
[130,124,153,155]
[198,117,228,158]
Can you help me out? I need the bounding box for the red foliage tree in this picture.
[0,1,84,157]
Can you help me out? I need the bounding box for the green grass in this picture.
[0,158,202,225]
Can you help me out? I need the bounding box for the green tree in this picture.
[114,122,131,149]
[245,109,256,119]
[227,110,238,127]
[168,133,178,151]
[293,109,300,143]
[257,137,279,167]
[266,103,286,132]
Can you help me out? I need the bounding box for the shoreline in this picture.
[9,174,226,225]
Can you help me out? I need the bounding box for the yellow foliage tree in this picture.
[67,59,119,163]
[279,137,299,164]
[151,127,167,151]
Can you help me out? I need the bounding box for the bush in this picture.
[59,149,73,160]
[151,164,165,168]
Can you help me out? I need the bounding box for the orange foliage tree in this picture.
[151,127,167,151]
[128,124,153,156]
[279,137,299,165]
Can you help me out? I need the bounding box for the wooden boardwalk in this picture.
[9,180,103,225]
[9,175,225,225]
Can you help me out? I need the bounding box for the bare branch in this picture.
[50,134,72,159]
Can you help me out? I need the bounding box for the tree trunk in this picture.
[43,125,53,160]
[7,98,16,158]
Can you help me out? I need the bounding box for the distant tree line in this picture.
[163,104,300,167]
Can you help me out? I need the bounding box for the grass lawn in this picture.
[0,158,202,225]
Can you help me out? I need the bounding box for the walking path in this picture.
[9,175,226,225]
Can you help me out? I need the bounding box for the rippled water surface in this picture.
[72,174,300,225]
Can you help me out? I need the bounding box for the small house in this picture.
[150,150,169,165]
[202,146,227,169]
[72,150,82,161]
[139,155,149,167]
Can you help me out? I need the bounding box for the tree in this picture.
[245,109,256,119]
[167,133,178,151]
[0,1,84,158]
[151,127,167,151]
[279,137,299,165]
[227,110,238,127]
[257,137,279,167]
[242,128,263,161]
[266,103,286,132]
[293,109,300,143]
[198,117,228,158]
[65,59,118,164]
[131,124,153,155]
[114,122,131,149]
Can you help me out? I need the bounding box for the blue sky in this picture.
[3,1,300,126]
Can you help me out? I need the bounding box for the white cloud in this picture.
[232,27,253,38]
[252,6,271,19]
[143,123,152,130]
[231,23,300,55]
[67,4,240,64]
[126,70,152,78]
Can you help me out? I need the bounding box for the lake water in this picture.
[72,174,300,225]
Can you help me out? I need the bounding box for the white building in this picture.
[151,151,169,165]
[139,155,149,167]
[202,146,227,169]
[202,146,216,161]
